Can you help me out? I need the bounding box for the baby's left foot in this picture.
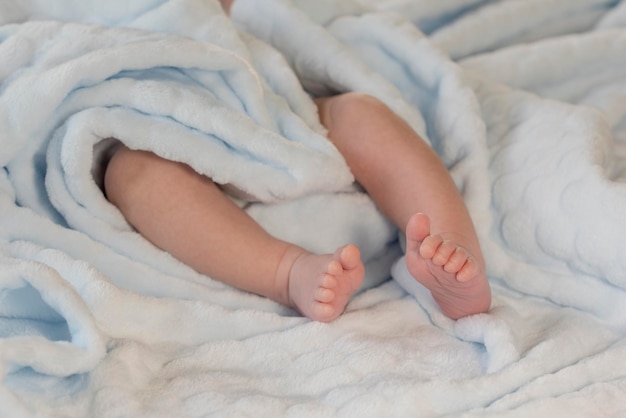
[287,245,364,322]
[405,213,491,319]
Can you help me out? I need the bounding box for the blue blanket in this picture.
[2,0,626,416]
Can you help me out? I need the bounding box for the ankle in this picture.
[273,244,308,308]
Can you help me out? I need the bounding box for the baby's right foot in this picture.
[405,213,491,319]
[286,245,364,322]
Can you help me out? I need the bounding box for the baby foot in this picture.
[287,245,364,322]
[405,213,491,319]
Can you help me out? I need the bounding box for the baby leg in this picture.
[104,146,363,322]
[316,93,491,318]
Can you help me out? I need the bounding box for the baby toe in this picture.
[444,247,469,273]
[321,273,337,289]
[456,258,480,282]
[419,235,443,259]
[327,259,343,276]
[316,287,335,303]
[432,240,456,266]
[312,302,337,323]
[338,244,361,270]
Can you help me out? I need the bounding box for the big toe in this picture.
[337,244,361,270]
[406,213,431,245]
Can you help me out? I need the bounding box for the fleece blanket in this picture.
[1,0,626,416]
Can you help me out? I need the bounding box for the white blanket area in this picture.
[1,0,626,416]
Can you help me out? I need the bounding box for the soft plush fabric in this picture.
[1,0,625,416]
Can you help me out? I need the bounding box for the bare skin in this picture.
[281,244,364,321]
[212,0,490,320]
[316,94,490,319]
[405,213,490,319]
[105,92,491,322]
[105,147,364,322]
